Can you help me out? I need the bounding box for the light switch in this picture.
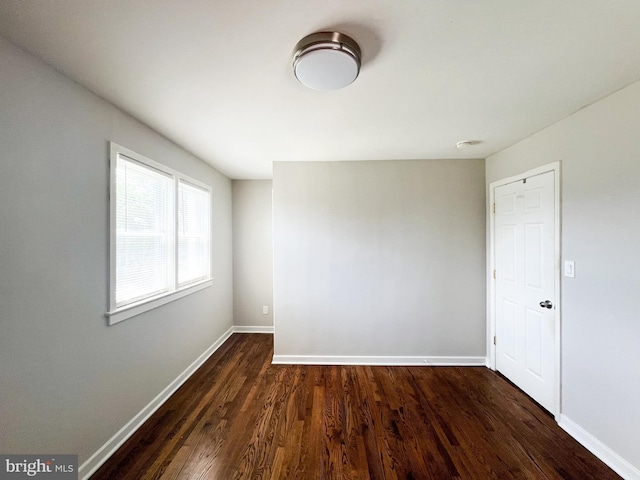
[262,306,269,315]
[564,261,575,278]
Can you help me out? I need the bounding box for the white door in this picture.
[494,170,557,413]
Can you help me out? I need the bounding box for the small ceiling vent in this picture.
[456,140,481,149]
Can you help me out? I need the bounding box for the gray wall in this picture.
[486,80,640,471]
[273,159,486,358]
[0,37,233,464]
[232,180,273,327]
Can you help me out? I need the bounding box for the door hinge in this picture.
[492,203,495,213]
[493,336,496,345]
[493,269,496,279]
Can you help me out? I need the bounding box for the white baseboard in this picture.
[78,326,235,480]
[233,325,274,334]
[271,355,486,366]
[559,414,640,480]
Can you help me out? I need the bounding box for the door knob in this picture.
[539,300,553,309]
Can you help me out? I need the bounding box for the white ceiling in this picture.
[1,1,640,179]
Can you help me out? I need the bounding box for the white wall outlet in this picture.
[262,306,269,315]
[564,261,575,278]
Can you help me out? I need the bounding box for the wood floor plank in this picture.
[91,334,621,480]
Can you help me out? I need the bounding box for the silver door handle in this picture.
[539,300,553,309]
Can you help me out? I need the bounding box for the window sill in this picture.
[106,279,213,325]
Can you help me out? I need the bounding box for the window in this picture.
[107,143,212,324]
[178,180,210,286]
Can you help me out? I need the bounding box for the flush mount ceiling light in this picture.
[293,32,361,91]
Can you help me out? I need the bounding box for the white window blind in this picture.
[108,143,212,324]
[178,180,211,287]
[116,156,174,306]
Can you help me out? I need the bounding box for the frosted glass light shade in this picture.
[293,32,361,91]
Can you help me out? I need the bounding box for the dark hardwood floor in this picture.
[91,334,619,479]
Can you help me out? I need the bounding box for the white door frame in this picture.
[487,161,562,418]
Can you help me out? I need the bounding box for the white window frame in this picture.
[106,142,213,325]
